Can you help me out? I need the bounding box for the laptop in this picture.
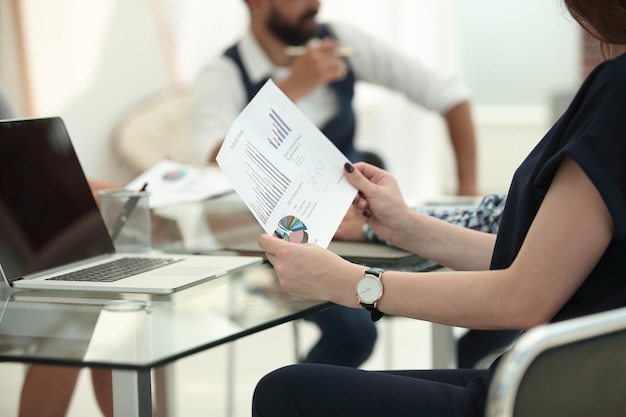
[0,117,262,294]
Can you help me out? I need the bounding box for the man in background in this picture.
[193,0,479,367]
[193,0,478,193]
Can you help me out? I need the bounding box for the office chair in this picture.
[486,306,626,417]
[113,87,193,175]
[113,88,388,174]
[360,150,386,169]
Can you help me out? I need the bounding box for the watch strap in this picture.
[360,301,384,321]
[365,267,384,278]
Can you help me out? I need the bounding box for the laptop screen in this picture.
[0,117,115,282]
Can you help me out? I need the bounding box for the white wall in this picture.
[0,0,581,198]
[458,0,581,107]
[441,0,581,195]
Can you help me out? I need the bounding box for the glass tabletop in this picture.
[0,262,328,369]
[0,192,438,370]
[151,193,439,271]
[150,192,262,254]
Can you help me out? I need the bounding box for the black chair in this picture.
[486,306,626,417]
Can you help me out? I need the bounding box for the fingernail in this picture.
[363,210,371,218]
[344,162,354,173]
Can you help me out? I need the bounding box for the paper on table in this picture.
[125,159,234,208]
[216,80,357,248]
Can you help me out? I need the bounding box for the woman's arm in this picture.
[261,158,613,331]
[344,163,496,271]
[372,157,613,329]
[389,211,497,271]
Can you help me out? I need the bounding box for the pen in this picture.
[285,46,356,58]
[109,182,148,242]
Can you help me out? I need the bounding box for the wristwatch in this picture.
[356,268,385,322]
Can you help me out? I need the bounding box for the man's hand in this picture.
[334,209,366,241]
[279,38,349,102]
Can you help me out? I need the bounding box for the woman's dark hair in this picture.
[564,0,626,44]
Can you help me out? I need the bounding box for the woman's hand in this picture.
[258,233,363,307]
[257,162,414,307]
[343,162,414,246]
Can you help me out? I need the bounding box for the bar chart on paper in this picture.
[268,108,291,149]
[244,141,290,224]
[217,80,357,248]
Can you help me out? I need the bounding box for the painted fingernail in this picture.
[363,210,372,218]
[344,162,354,173]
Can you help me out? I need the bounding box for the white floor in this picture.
[0,316,437,417]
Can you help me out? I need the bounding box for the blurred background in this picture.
[0,0,584,200]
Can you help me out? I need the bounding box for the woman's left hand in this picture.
[258,233,362,306]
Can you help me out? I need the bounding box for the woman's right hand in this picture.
[343,162,414,246]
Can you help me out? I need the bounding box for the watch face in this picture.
[357,274,382,304]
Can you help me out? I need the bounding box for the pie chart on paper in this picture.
[162,169,187,181]
[274,215,309,243]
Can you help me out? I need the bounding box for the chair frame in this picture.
[486,306,626,417]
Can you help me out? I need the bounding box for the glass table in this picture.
[0,262,328,417]
[0,192,443,416]
[151,193,440,271]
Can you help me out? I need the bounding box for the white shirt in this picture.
[192,21,470,163]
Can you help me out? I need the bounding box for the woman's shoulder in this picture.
[571,53,626,118]
[590,53,626,93]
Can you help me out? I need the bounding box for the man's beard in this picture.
[267,7,318,46]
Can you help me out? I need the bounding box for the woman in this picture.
[252,0,626,415]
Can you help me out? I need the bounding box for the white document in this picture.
[125,159,234,208]
[216,80,357,248]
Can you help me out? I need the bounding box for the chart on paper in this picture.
[244,141,290,224]
[216,80,357,248]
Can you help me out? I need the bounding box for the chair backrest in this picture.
[112,88,192,175]
[486,306,626,417]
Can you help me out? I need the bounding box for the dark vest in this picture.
[224,24,360,162]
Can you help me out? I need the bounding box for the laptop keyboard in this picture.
[47,257,182,283]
